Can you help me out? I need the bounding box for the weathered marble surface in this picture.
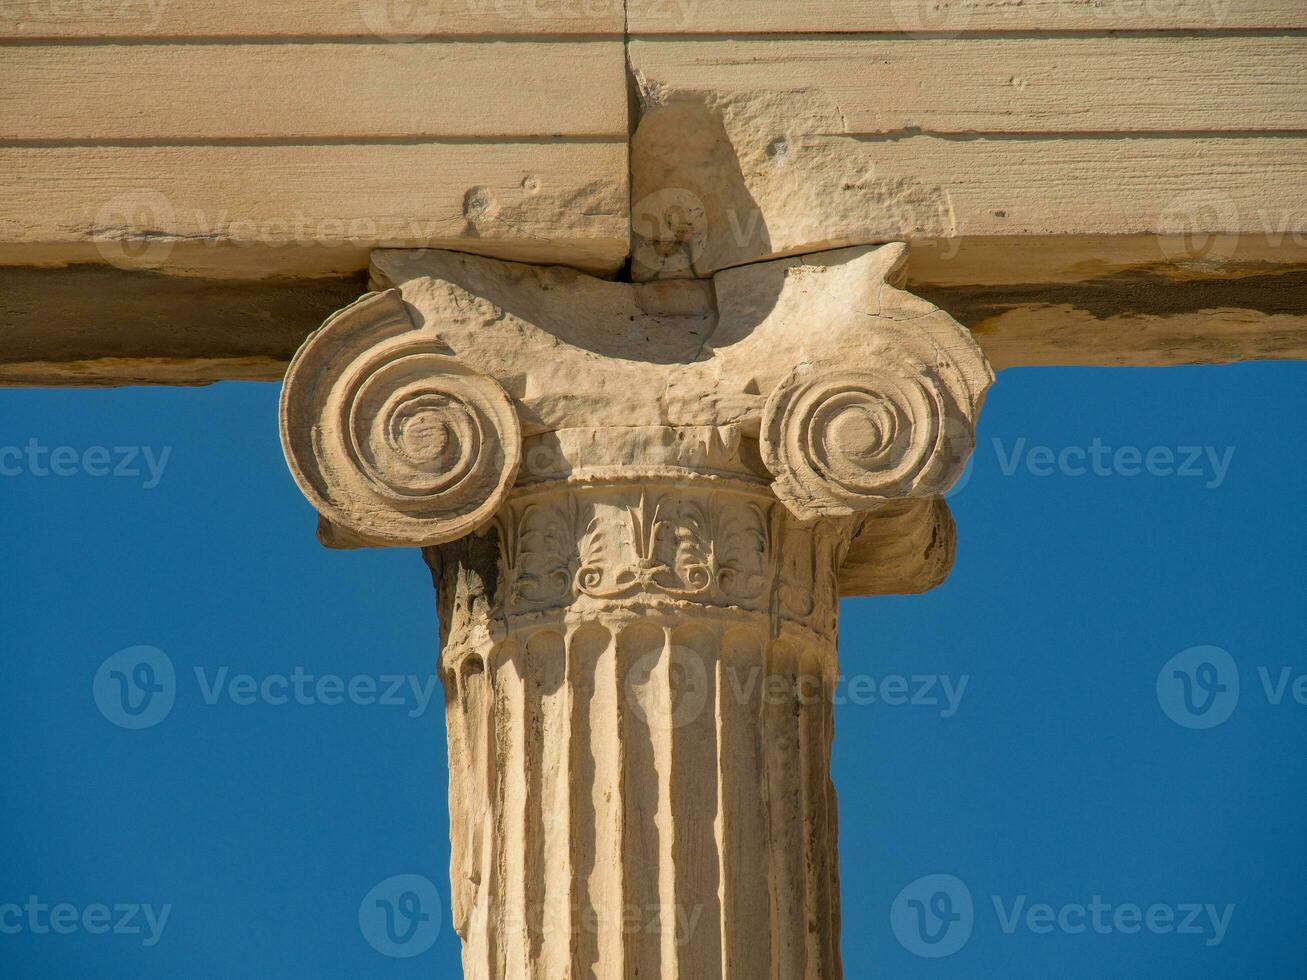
[279,244,991,977]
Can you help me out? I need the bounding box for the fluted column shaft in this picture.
[428,480,847,979]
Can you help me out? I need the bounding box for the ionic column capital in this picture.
[279,242,992,563]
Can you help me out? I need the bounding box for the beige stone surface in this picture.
[631,36,1307,136]
[4,13,1306,378]
[1,142,629,278]
[8,255,1306,386]
[278,244,993,976]
[0,265,363,386]
[1,41,627,141]
[629,61,1307,280]
[428,490,847,978]
[920,267,1307,369]
[282,243,991,544]
[841,497,957,597]
[902,234,1307,289]
[630,0,1307,32]
[0,0,624,36]
[0,33,629,281]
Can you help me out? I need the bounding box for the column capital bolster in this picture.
[279,243,992,592]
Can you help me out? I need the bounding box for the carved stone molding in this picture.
[280,290,522,547]
[278,243,992,978]
[762,364,972,520]
[282,241,991,550]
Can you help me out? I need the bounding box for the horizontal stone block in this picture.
[0,0,624,37]
[0,141,629,277]
[629,0,1307,32]
[1,41,628,140]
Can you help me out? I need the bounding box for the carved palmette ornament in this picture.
[280,290,521,547]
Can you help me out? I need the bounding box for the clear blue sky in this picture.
[2,363,1304,977]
